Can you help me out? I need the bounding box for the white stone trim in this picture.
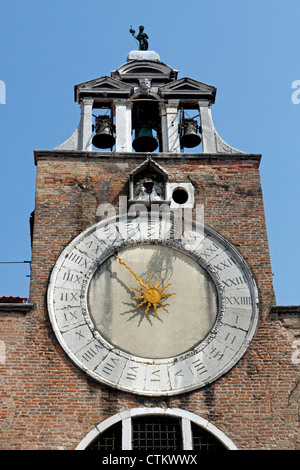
[165,101,180,153]
[54,98,93,151]
[166,182,195,208]
[199,102,246,155]
[115,101,133,152]
[127,50,161,62]
[75,407,238,450]
[80,99,93,151]
[122,417,132,450]
[181,417,193,450]
[159,102,169,152]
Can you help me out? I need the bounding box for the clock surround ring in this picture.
[47,213,259,396]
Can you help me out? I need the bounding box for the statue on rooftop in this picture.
[129,25,149,51]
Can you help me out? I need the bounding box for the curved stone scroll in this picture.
[199,104,247,154]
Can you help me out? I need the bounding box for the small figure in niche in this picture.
[135,179,164,202]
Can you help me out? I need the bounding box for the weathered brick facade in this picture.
[0,151,299,450]
[1,50,299,450]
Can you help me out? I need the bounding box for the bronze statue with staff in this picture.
[129,25,149,50]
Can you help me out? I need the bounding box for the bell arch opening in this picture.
[132,98,161,152]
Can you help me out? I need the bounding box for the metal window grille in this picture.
[85,415,228,451]
[191,422,226,451]
[87,421,122,451]
[132,415,182,451]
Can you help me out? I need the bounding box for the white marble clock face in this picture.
[47,214,259,396]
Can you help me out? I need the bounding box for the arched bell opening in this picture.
[179,107,202,153]
[132,98,161,152]
[92,102,116,151]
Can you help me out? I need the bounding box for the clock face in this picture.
[87,244,218,359]
[47,214,258,396]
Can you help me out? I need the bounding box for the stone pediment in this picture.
[129,156,169,205]
[74,76,134,102]
[111,60,178,82]
[159,77,216,103]
[129,155,168,180]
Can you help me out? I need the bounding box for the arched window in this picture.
[75,408,237,451]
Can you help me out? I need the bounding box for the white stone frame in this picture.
[75,407,238,450]
[166,182,195,209]
[47,214,259,396]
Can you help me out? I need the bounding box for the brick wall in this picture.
[0,151,298,450]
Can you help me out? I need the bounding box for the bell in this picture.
[92,116,115,149]
[180,119,201,148]
[132,123,158,152]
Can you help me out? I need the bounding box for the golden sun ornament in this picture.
[114,254,175,317]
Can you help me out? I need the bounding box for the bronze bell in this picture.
[180,119,201,148]
[92,116,115,149]
[132,123,158,152]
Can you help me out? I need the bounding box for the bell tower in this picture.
[2,30,298,451]
[55,46,248,159]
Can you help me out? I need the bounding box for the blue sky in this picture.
[0,0,299,305]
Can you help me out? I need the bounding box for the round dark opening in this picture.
[172,188,189,205]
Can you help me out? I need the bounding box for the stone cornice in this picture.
[270,305,300,329]
[0,303,34,314]
[34,150,262,166]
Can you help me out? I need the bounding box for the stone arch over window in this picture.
[75,408,237,450]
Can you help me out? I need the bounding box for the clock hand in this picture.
[114,254,148,289]
[114,254,175,317]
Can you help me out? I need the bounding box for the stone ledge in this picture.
[0,303,34,314]
[34,150,262,165]
[270,305,300,329]
[271,305,300,314]
[127,50,161,62]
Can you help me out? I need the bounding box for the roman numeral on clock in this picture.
[60,292,79,302]
[68,252,88,268]
[81,343,103,363]
[126,366,139,381]
[226,296,251,305]
[151,369,160,382]
[192,359,208,376]
[62,271,82,284]
[222,275,246,288]
[102,357,120,376]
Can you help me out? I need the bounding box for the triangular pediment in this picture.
[75,76,134,102]
[159,77,216,102]
[130,156,168,180]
